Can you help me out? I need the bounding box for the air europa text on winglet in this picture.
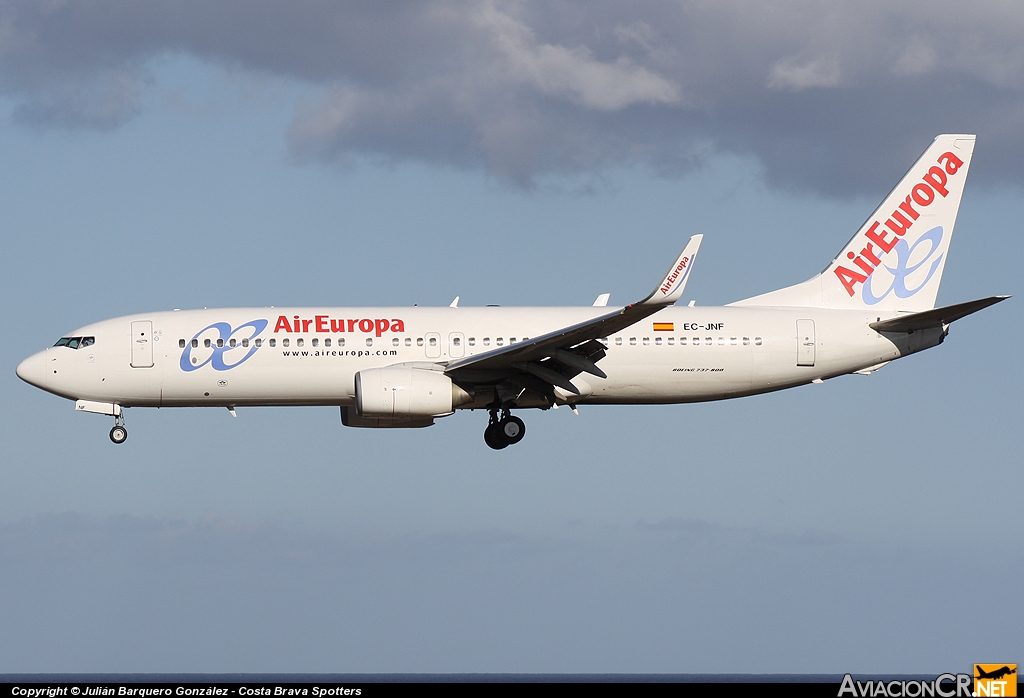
[659,256,690,295]
[834,150,964,296]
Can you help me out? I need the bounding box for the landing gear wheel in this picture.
[109,425,128,444]
[484,422,508,450]
[499,415,526,445]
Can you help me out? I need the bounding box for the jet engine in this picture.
[355,365,470,418]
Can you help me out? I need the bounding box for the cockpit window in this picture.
[53,336,95,349]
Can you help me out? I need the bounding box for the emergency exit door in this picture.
[131,320,154,368]
[796,319,815,367]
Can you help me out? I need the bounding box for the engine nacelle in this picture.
[355,365,468,418]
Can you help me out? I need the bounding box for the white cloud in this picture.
[767,55,841,91]
[472,2,681,110]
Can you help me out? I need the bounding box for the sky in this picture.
[1,0,1022,674]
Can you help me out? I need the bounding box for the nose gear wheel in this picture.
[109,414,128,444]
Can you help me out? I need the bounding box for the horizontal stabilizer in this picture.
[869,295,1009,333]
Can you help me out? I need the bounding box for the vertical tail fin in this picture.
[732,134,976,311]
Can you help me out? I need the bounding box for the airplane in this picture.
[975,666,1016,681]
[16,134,1008,450]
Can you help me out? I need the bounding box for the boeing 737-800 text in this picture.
[17,134,1007,449]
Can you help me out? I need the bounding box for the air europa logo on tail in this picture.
[660,256,691,295]
[834,150,964,297]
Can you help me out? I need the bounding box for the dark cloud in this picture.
[2,0,1024,192]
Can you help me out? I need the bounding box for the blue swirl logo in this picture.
[862,226,944,306]
[179,319,268,372]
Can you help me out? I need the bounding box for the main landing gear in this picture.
[483,407,526,450]
[109,414,128,444]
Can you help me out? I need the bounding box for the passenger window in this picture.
[297,338,304,347]
[754,337,763,346]
[730,337,737,345]
[615,337,622,346]
[405,338,412,346]
[693,337,700,345]
[468,338,476,346]
[667,337,674,345]
[655,337,662,345]
[269,339,276,347]
[311,338,318,347]
[217,339,224,348]
[242,338,249,347]
[339,338,345,347]
[743,337,750,345]
[510,337,516,344]
[179,339,186,348]
[324,338,330,347]
[680,337,687,345]
[282,338,289,347]
[205,339,212,348]
[255,339,262,347]
[429,337,437,347]
[629,337,636,345]
[717,337,724,346]
[417,338,424,347]
[643,337,650,345]
[706,337,712,345]
[192,339,199,348]
[393,338,400,346]
[453,337,461,346]
[229,339,237,348]
[366,338,373,347]
[483,338,490,346]
[496,338,504,346]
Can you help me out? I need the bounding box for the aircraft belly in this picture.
[592,349,755,403]
[159,357,357,406]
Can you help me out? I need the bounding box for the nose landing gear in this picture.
[109,414,128,444]
[483,407,526,450]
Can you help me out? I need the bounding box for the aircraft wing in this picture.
[445,235,702,394]
[869,295,1009,333]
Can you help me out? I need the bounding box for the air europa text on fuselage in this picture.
[273,315,406,337]
[834,150,964,297]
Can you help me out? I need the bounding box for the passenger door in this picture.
[131,320,154,368]
[796,319,815,367]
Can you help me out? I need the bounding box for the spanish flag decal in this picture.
[653,322,674,332]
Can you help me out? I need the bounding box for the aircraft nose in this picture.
[16,350,47,389]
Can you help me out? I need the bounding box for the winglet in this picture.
[869,295,1009,332]
[640,235,702,306]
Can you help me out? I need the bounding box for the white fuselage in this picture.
[19,304,935,409]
